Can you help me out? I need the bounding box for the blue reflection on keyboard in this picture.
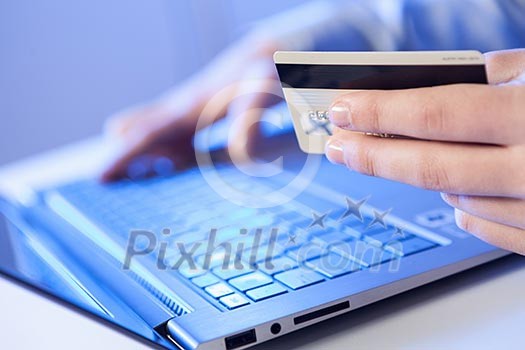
[52,169,438,311]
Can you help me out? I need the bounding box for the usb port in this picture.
[225,329,257,350]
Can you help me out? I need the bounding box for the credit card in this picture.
[273,51,488,154]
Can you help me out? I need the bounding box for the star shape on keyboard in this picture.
[339,196,369,222]
[308,211,329,229]
[367,208,392,229]
[392,226,405,238]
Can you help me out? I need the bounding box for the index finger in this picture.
[329,83,525,145]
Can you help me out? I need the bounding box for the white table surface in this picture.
[1,137,524,350]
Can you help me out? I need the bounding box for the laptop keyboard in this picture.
[51,167,439,311]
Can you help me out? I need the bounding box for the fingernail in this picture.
[325,139,344,164]
[329,103,351,127]
[440,193,458,206]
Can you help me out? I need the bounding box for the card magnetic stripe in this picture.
[275,64,488,90]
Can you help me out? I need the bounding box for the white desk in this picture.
[1,137,524,350]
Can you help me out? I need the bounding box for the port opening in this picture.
[225,329,257,350]
[293,301,350,325]
[270,323,281,335]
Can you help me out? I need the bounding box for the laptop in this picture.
[0,126,508,350]
[0,56,508,349]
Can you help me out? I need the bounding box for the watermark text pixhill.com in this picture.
[122,227,403,273]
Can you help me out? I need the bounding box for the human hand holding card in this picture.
[274,50,487,154]
[276,49,525,256]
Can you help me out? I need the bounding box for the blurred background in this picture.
[0,0,304,165]
[2,1,522,166]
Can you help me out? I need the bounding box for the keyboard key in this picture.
[312,230,354,246]
[212,262,254,280]
[255,255,298,275]
[196,249,237,268]
[177,263,206,279]
[306,223,334,233]
[358,248,393,267]
[219,293,250,309]
[305,225,333,238]
[338,215,365,229]
[286,243,326,262]
[365,229,414,247]
[181,240,210,257]
[341,226,363,239]
[228,234,269,255]
[395,237,436,256]
[306,252,361,278]
[210,227,245,245]
[331,240,394,267]
[276,230,309,249]
[205,283,234,298]
[246,283,288,301]
[241,243,284,264]
[167,229,208,244]
[275,267,324,290]
[229,271,273,292]
[191,273,220,288]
